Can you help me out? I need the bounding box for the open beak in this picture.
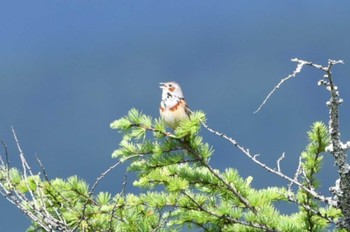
[159,82,166,89]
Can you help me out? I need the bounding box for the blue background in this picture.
[1,1,350,230]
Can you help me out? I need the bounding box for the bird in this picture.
[159,82,191,129]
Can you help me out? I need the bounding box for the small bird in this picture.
[159,82,191,129]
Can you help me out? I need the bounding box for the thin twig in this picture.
[276,152,285,173]
[35,155,69,225]
[201,121,335,206]
[288,156,303,193]
[12,127,39,209]
[1,128,72,231]
[0,139,9,170]
[76,157,135,231]
[108,173,128,231]
[287,194,335,224]
[130,123,258,214]
[34,155,50,182]
[181,140,258,214]
[254,59,309,113]
[90,160,123,194]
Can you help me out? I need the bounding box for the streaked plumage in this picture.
[159,82,191,129]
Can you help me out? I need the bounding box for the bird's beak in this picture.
[159,82,166,89]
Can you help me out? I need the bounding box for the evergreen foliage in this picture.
[0,109,343,231]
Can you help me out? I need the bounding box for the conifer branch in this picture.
[34,155,68,225]
[1,58,348,231]
[0,128,73,231]
[77,157,136,231]
[181,141,257,214]
[108,174,128,231]
[126,122,258,215]
[182,191,278,232]
[251,58,348,229]
[287,195,335,224]
[201,121,335,206]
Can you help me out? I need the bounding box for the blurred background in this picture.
[1,1,350,230]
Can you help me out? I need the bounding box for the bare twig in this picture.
[35,155,68,225]
[180,140,258,214]
[0,140,10,182]
[76,156,137,231]
[90,160,123,194]
[201,118,335,206]
[12,127,39,211]
[254,58,343,114]
[35,155,49,182]
[108,174,128,231]
[0,128,72,231]
[288,156,303,193]
[276,152,285,173]
[0,139,9,170]
[254,59,310,113]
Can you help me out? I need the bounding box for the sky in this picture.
[1,1,350,230]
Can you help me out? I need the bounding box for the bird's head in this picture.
[159,82,184,100]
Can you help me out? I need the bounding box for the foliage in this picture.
[1,58,348,231]
[0,108,343,231]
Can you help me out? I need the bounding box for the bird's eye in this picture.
[168,84,172,87]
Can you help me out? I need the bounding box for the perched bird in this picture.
[159,82,191,129]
